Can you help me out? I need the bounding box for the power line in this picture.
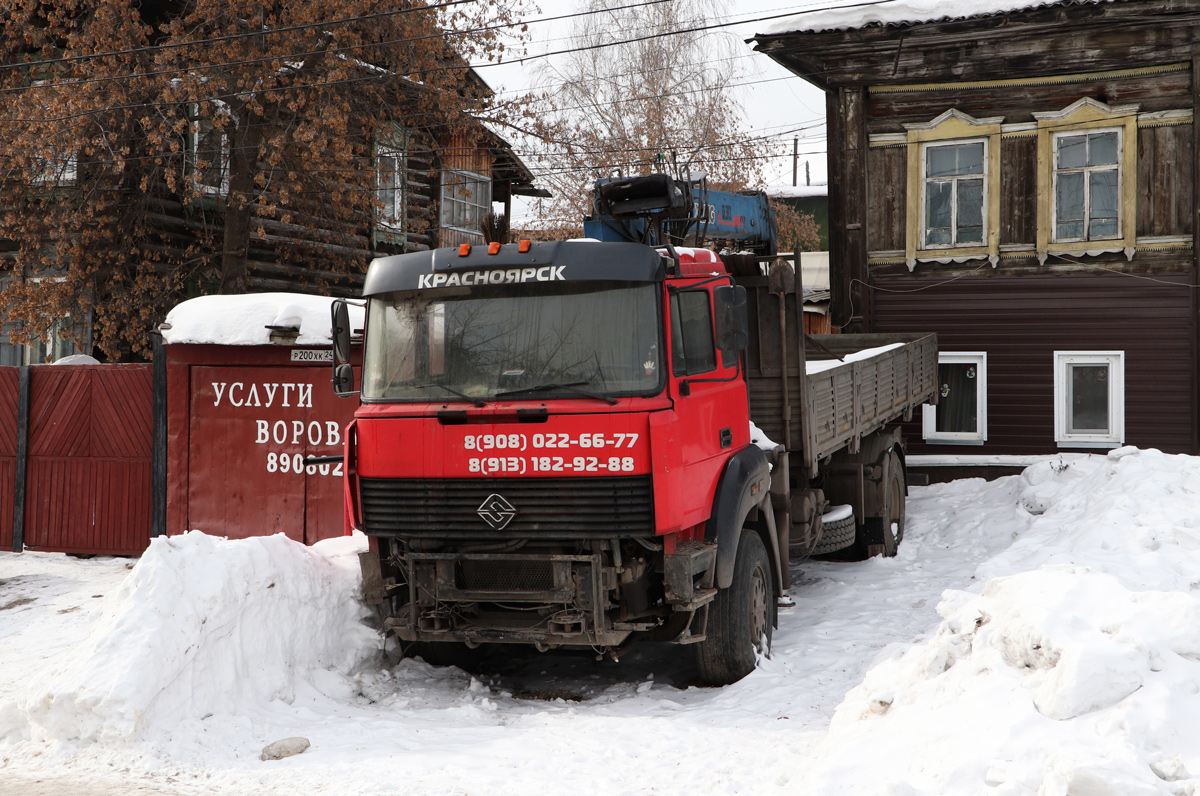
[0,0,475,73]
[3,0,674,96]
[469,1,910,71]
[0,2,905,126]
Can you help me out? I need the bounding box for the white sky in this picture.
[475,1,831,221]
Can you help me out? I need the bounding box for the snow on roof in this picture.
[757,0,1110,35]
[766,183,828,199]
[161,293,365,347]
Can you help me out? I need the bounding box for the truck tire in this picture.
[887,451,906,547]
[810,511,857,555]
[833,450,906,561]
[696,530,775,686]
[861,451,905,558]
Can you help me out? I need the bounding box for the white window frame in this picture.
[30,152,78,187]
[1054,350,1125,448]
[920,138,988,250]
[922,351,987,445]
[376,144,406,233]
[440,169,491,236]
[21,277,80,364]
[190,101,230,197]
[1051,127,1122,244]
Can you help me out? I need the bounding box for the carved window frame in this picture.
[1034,98,1139,264]
[903,109,1003,272]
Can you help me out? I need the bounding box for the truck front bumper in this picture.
[383,551,643,648]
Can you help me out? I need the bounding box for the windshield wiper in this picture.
[416,383,488,407]
[495,381,618,405]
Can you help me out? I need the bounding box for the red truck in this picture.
[327,233,936,685]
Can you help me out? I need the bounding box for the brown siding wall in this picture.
[1000,135,1038,246]
[867,145,907,252]
[441,129,494,174]
[1138,123,1194,238]
[871,271,1197,455]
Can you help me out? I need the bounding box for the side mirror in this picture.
[331,301,356,397]
[332,363,356,397]
[332,300,352,365]
[713,284,749,353]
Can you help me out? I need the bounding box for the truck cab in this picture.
[336,239,776,685]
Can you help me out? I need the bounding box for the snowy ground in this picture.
[2,448,1199,794]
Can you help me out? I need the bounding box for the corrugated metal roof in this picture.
[755,0,1115,36]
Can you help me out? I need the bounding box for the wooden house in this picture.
[0,8,544,364]
[753,0,1200,457]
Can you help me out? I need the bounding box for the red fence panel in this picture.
[0,368,17,550]
[22,365,153,555]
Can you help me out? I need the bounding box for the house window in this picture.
[1053,129,1120,242]
[1054,351,1124,447]
[26,317,78,364]
[30,152,78,187]
[190,103,229,197]
[440,169,490,236]
[670,291,716,377]
[922,352,987,444]
[1033,99,1137,263]
[377,145,406,233]
[923,140,985,248]
[901,110,1003,270]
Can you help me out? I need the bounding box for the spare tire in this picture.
[811,507,857,555]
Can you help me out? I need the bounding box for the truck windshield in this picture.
[362,280,662,402]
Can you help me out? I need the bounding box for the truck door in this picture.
[668,286,749,528]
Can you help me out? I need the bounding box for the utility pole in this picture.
[792,137,798,186]
[806,160,811,186]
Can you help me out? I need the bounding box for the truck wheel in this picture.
[696,530,775,686]
[405,641,484,671]
[886,451,906,548]
[863,452,905,558]
[835,451,906,560]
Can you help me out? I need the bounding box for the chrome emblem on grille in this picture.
[477,493,517,530]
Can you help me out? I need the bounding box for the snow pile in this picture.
[758,0,1112,35]
[162,293,365,347]
[1,531,376,744]
[801,447,1200,794]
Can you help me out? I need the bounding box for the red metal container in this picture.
[164,295,360,544]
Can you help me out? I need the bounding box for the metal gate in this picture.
[6,364,156,555]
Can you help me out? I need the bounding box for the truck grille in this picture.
[359,475,655,538]
[456,559,555,592]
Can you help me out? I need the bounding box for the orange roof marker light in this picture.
[458,243,471,256]
[518,239,532,253]
[488,242,501,255]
